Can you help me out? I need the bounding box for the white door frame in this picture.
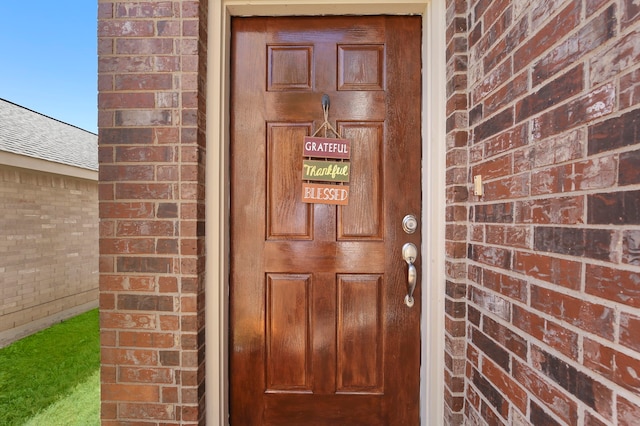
[205,1,447,424]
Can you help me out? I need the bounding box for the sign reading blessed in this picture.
[302,136,351,205]
[302,182,350,205]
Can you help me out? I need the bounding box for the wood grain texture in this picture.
[230,16,422,424]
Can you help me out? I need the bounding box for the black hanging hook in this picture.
[312,93,339,138]
[321,94,330,112]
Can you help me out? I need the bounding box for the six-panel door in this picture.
[230,16,422,425]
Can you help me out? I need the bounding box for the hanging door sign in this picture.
[302,182,350,205]
[303,137,350,159]
[302,160,350,182]
[302,136,351,205]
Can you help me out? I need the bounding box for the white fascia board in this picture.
[0,151,98,181]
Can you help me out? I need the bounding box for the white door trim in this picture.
[205,1,447,424]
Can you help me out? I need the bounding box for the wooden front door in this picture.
[230,16,422,425]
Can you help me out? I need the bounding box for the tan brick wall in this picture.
[0,165,99,347]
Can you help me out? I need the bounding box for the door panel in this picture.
[267,123,313,239]
[231,16,422,425]
[336,274,383,393]
[339,122,384,239]
[266,274,312,391]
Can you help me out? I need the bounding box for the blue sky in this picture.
[0,3,97,133]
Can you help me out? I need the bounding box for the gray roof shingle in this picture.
[0,98,97,171]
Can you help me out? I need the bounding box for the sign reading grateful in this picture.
[303,136,350,159]
[301,136,351,205]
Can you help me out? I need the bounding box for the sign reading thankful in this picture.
[302,160,350,182]
[302,136,351,205]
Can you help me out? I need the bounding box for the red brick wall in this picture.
[98,0,640,424]
[97,1,207,424]
[446,0,640,423]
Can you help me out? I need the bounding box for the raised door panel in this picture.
[266,123,313,239]
[339,122,384,240]
[338,44,385,91]
[336,274,383,393]
[267,45,313,91]
[266,274,312,391]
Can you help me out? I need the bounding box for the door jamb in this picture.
[205,1,447,424]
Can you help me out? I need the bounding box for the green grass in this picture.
[24,370,100,426]
[0,309,100,425]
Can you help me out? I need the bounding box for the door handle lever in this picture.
[402,243,418,307]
